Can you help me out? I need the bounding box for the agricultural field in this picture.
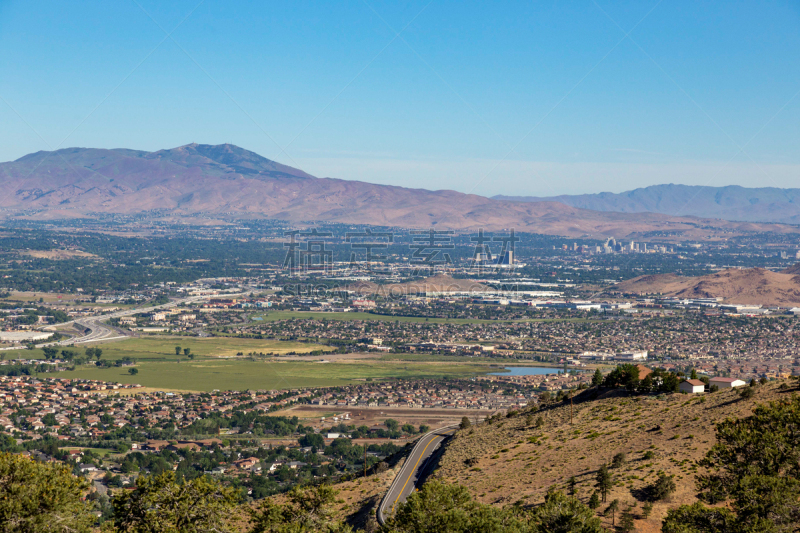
[19,336,335,361]
[59,357,495,392]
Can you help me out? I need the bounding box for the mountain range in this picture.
[494,184,800,224]
[1,144,799,239]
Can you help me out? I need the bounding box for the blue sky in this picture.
[1,1,799,196]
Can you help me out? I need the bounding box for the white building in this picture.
[615,350,648,361]
[0,331,54,343]
[679,379,705,394]
[709,377,746,389]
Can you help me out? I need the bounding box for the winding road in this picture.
[377,425,458,525]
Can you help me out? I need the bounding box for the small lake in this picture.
[489,366,560,376]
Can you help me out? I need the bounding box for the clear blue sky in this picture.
[1,1,798,196]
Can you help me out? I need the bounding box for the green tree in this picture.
[0,452,93,532]
[380,481,525,533]
[602,364,640,391]
[42,347,58,360]
[603,499,619,527]
[175,346,182,355]
[662,502,736,533]
[94,348,102,360]
[299,432,325,449]
[611,452,626,468]
[384,419,399,432]
[42,413,57,426]
[128,367,139,375]
[650,474,676,501]
[459,417,471,430]
[592,368,603,386]
[619,508,635,532]
[248,484,352,533]
[641,501,653,519]
[663,396,800,532]
[183,348,191,356]
[588,491,600,510]
[113,471,239,533]
[690,368,698,380]
[739,386,755,400]
[528,490,606,533]
[595,464,612,503]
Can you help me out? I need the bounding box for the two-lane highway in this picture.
[377,425,458,524]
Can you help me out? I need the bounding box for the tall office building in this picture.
[498,250,514,266]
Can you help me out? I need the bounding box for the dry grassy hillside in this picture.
[615,266,800,306]
[430,381,796,533]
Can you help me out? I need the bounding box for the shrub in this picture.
[650,473,676,501]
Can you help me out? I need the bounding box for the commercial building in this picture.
[615,350,648,361]
[0,331,54,343]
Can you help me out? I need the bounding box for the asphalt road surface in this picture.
[377,425,457,524]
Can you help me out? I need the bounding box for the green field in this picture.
[19,336,334,361]
[59,358,495,391]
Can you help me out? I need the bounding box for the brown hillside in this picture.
[431,381,795,533]
[782,262,800,275]
[615,267,800,306]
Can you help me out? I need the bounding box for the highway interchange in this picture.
[0,293,241,352]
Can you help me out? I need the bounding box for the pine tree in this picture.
[588,491,600,510]
[619,508,635,532]
[604,499,620,527]
[595,463,612,503]
[592,368,603,386]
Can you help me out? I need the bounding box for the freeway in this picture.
[377,425,458,525]
[0,293,245,352]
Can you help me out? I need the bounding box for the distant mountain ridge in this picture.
[494,184,800,224]
[1,144,799,239]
